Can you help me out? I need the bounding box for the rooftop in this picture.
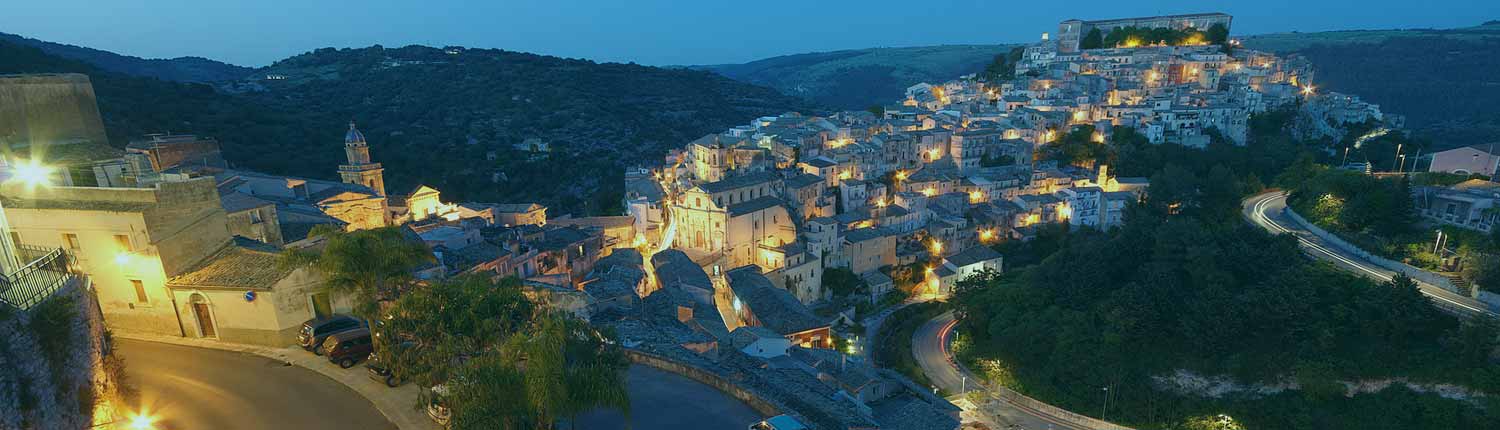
[700,171,780,194]
[727,266,828,335]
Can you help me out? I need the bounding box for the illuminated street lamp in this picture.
[930,240,943,256]
[130,414,155,430]
[7,159,55,187]
[1301,84,1316,96]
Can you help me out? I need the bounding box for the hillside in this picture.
[0,32,253,82]
[0,40,816,215]
[1241,22,1500,149]
[1237,21,1500,52]
[700,21,1500,146]
[697,44,1019,109]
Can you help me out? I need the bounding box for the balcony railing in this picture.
[0,245,77,310]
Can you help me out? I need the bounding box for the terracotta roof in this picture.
[727,266,827,335]
[168,240,292,290]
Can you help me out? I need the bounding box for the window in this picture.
[114,234,131,251]
[62,233,81,251]
[249,210,264,223]
[131,280,148,303]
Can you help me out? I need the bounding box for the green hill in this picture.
[0,31,253,82]
[697,44,1019,109]
[0,40,815,215]
[1240,22,1500,149]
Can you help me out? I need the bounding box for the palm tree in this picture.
[281,226,434,318]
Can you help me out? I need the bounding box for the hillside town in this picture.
[2,10,1471,430]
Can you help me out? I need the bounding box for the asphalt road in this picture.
[1242,191,1492,316]
[913,311,1086,430]
[575,364,766,429]
[116,339,396,430]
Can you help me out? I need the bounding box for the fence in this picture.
[0,245,76,310]
[1282,208,1464,294]
[951,350,1134,430]
[989,387,1133,430]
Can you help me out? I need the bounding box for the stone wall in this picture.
[1282,206,1466,294]
[0,278,119,430]
[0,74,109,148]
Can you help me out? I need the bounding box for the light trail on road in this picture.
[1247,192,1491,316]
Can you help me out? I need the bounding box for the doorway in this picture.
[189,294,217,338]
[310,292,333,319]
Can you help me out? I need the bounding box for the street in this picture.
[912,312,1086,430]
[116,339,396,430]
[575,364,766,429]
[1242,191,1491,316]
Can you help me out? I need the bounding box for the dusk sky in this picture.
[4,0,1496,67]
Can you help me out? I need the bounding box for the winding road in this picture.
[913,311,1090,430]
[1242,191,1492,317]
[116,339,396,430]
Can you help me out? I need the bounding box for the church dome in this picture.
[345,121,366,144]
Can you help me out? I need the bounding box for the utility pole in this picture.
[1341,146,1350,167]
[1101,386,1110,422]
[1391,143,1403,172]
[1411,147,1423,173]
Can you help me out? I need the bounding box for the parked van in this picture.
[323,328,373,368]
[297,314,364,354]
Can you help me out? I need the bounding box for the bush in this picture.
[872,301,950,390]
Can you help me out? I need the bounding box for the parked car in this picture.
[366,341,417,387]
[297,314,364,354]
[324,328,374,368]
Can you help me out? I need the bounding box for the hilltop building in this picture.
[1055,13,1233,52]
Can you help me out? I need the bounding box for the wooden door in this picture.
[192,303,216,338]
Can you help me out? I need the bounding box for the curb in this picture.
[113,332,436,430]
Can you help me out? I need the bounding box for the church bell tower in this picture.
[338,121,386,196]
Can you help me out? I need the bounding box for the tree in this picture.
[282,226,436,319]
[823,267,865,298]
[377,276,629,430]
[1080,28,1104,50]
[1206,23,1230,45]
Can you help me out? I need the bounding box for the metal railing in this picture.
[0,245,76,310]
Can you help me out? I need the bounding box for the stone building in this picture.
[337,122,386,197]
[2,178,233,337]
[166,238,353,345]
[725,266,831,349]
[1055,13,1233,52]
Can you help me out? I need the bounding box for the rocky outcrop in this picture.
[1152,369,1489,405]
[0,281,123,430]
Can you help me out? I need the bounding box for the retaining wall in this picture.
[1282,207,1464,294]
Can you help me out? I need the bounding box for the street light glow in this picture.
[9,159,54,187]
[129,413,156,430]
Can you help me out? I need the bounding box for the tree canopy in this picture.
[282,226,435,318]
[373,275,630,430]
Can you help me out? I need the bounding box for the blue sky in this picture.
[3,0,1496,67]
